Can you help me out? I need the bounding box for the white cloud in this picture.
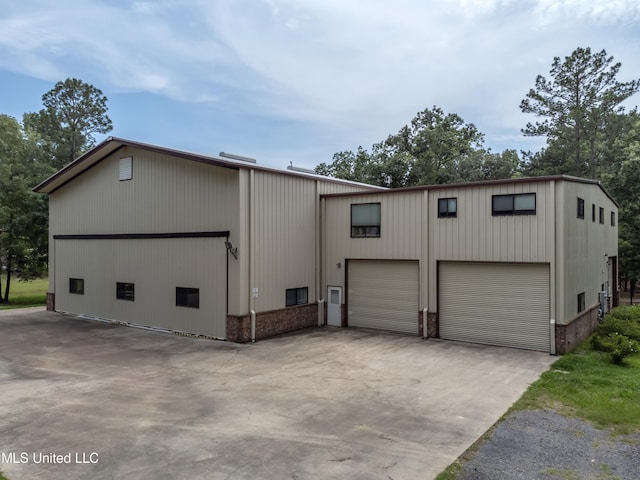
[0,0,639,162]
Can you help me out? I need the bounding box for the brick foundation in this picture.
[417,311,438,338]
[555,305,600,354]
[46,292,55,311]
[226,303,318,343]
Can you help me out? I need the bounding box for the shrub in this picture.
[591,306,640,364]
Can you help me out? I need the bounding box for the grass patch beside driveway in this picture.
[0,276,47,310]
[515,345,640,434]
[437,344,640,479]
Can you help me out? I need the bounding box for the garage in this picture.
[439,262,550,352]
[347,260,419,334]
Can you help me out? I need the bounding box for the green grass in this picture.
[436,342,640,480]
[0,274,48,309]
[514,344,640,434]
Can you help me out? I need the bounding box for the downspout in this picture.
[422,308,429,339]
[550,181,558,355]
[315,181,324,327]
[249,169,256,342]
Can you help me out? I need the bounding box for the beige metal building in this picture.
[34,137,382,342]
[35,138,618,353]
[322,177,618,353]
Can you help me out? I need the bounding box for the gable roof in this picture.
[33,137,387,194]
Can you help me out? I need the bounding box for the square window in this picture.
[69,278,84,295]
[578,292,585,313]
[611,211,615,226]
[176,287,199,308]
[119,157,132,181]
[577,197,584,219]
[438,198,457,218]
[599,207,604,224]
[286,287,308,307]
[351,203,381,238]
[116,282,135,301]
[492,193,536,216]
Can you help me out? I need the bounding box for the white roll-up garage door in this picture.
[348,260,419,334]
[439,262,550,352]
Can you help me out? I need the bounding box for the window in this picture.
[286,287,308,307]
[119,157,132,181]
[492,193,536,216]
[116,282,135,301]
[578,292,585,313]
[438,198,457,218]
[69,278,84,295]
[599,207,604,224]
[611,211,616,226]
[351,203,381,238]
[176,287,199,308]
[577,197,584,219]
[592,204,596,222]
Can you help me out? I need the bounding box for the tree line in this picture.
[316,47,640,300]
[1,47,639,302]
[0,78,112,302]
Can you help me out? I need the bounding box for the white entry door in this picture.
[327,286,342,326]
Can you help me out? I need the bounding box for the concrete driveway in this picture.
[0,309,555,480]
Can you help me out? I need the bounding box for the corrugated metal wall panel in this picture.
[439,262,550,352]
[427,182,555,309]
[348,260,419,334]
[251,171,317,311]
[54,237,227,338]
[49,147,240,235]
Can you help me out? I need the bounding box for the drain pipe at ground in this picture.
[251,310,256,343]
[422,308,428,339]
[318,299,325,327]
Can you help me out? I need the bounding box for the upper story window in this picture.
[599,207,605,224]
[119,156,133,181]
[438,198,457,218]
[592,204,596,222]
[351,203,381,238]
[577,197,584,219]
[611,212,616,227]
[492,193,536,216]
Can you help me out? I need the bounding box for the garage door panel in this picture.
[439,262,550,352]
[348,260,419,335]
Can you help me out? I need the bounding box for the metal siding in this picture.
[348,260,419,334]
[323,192,424,292]
[439,262,550,352]
[428,182,555,309]
[49,146,239,236]
[560,181,618,324]
[54,237,227,338]
[252,171,317,311]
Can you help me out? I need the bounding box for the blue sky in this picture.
[1,0,640,170]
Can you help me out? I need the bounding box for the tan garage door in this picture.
[439,262,550,352]
[348,260,419,334]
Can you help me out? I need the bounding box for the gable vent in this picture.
[119,157,133,181]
